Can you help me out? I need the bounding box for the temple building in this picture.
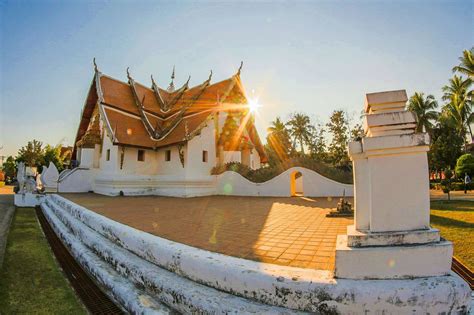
[71,61,267,196]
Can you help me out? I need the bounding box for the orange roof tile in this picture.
[74,69,267,162]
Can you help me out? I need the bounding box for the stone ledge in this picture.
[362,133,430,152]
[346,225,441,247]
[335,235,453,279]
[364,110,415,130]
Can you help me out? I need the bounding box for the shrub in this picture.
[455,154,474,178]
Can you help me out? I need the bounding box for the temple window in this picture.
[165,150,171,161]
[137,150,145,162]
[202,150,208,162]
[106,149,110,161]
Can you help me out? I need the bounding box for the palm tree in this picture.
[452,48,474,78]
[286,113,313,155]
[442,76,473,142]
[407,92,438,134]
[442,75,472,101]
[267,117,292,160]
[267,117,287,134]
[442,95,473,145]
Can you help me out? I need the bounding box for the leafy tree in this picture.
[455,154,474,177]
[428,119,464,177]
[286,113,313,155]
[308,124,328,161]
[350,123,364,141]
[43,144,65,172]
[407,92,439,134]
[2,156,16,180]
[326,110,350,169]
[16,140,44,167]
[452,48,474,78]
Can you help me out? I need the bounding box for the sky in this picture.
[0,0,472,158]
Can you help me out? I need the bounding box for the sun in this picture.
[247,98,262,113]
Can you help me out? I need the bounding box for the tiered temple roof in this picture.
[73,62,267,162]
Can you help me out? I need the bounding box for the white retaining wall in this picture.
[40,194,471,314]
[216,167,354,197]
[55,166,354,198]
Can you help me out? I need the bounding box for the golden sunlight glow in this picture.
[248,98,262,113]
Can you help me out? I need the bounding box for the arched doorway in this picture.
[290,171,303,196]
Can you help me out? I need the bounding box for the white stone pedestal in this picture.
[335,90,455,280]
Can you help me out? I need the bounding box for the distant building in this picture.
[71,63,266,196]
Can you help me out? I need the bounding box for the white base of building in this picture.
[39,194,471,314]
[93,178,216,197]
[335,234,454,279]
[14,193,45,207]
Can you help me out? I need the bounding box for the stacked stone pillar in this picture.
[335,90,453,279]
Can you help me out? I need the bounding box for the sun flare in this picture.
[248,98,262,113]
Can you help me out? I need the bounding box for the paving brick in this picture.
[61,194,353,270]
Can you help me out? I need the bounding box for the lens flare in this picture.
[248,98,262,113]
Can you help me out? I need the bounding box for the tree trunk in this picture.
[300,137,305,155]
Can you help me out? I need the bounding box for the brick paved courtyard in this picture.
[61,194,353,270]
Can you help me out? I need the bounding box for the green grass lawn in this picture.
[430,200,474,270]
[0,208,85,314]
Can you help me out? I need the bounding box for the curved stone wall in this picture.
[41,194,470,313]
[216,167,354,197]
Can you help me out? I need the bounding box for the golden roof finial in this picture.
[126,67,132,80]
[167,66,176,92]
[93,57,98,72]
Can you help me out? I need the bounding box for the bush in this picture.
[211,157,353,184]
[451,182,473,191]
[455,154,474,178]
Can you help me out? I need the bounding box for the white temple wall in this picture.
[79,148,95,168]
[154,145,186,177]
[100,133,120,173]
[120,147,159,175]
[93,144,101,168]
[185,123,216,180]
